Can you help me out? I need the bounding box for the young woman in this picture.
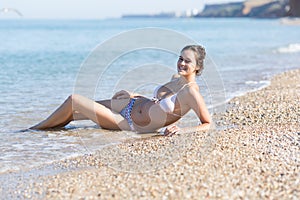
[30,45,212,136]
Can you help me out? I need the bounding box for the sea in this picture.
[0,18,300,175]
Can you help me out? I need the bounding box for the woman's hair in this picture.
[181,45,206,76]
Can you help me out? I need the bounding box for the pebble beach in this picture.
[1,69,300,199]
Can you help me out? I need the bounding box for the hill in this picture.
[198,0,296,18]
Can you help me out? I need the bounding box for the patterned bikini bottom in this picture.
[120,98,136,131]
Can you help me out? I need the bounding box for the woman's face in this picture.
[177,49,198,76]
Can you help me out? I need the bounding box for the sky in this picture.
[0,0,245,19]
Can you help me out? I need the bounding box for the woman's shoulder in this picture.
[184,82,201,99]
[171,74,180,81]
[186,82,199,92]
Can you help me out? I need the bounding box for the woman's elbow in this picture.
[202,120,215,130]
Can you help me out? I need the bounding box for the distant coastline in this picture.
[122,0,300,19]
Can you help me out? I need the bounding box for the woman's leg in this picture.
[30,95,74,129]
[71,99,126,120]
[71,100,112,121]
[30,94,131,130]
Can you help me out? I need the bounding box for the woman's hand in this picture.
[163,125,181,136]
[112,90,132,99]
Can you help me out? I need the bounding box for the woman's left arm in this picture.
[163,87,213,136]
[186,87,212,131]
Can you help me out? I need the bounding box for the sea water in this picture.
[0,18,299,174]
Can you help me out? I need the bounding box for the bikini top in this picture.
[153,82,195,113]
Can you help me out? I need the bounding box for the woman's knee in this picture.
[68,94,83,103]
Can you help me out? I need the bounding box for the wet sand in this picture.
[2,69,300,199]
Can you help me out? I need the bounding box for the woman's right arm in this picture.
[112,90,143,99]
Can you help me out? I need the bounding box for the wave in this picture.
[275,43,300,53]
[225,80,270,103]
[245,80,269,85]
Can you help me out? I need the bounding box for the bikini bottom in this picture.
[120,98,136,131]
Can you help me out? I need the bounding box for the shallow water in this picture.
[0,18,299,174]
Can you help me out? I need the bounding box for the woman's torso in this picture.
[130,79,195,132]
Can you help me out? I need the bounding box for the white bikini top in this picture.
[153,82,195,113]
